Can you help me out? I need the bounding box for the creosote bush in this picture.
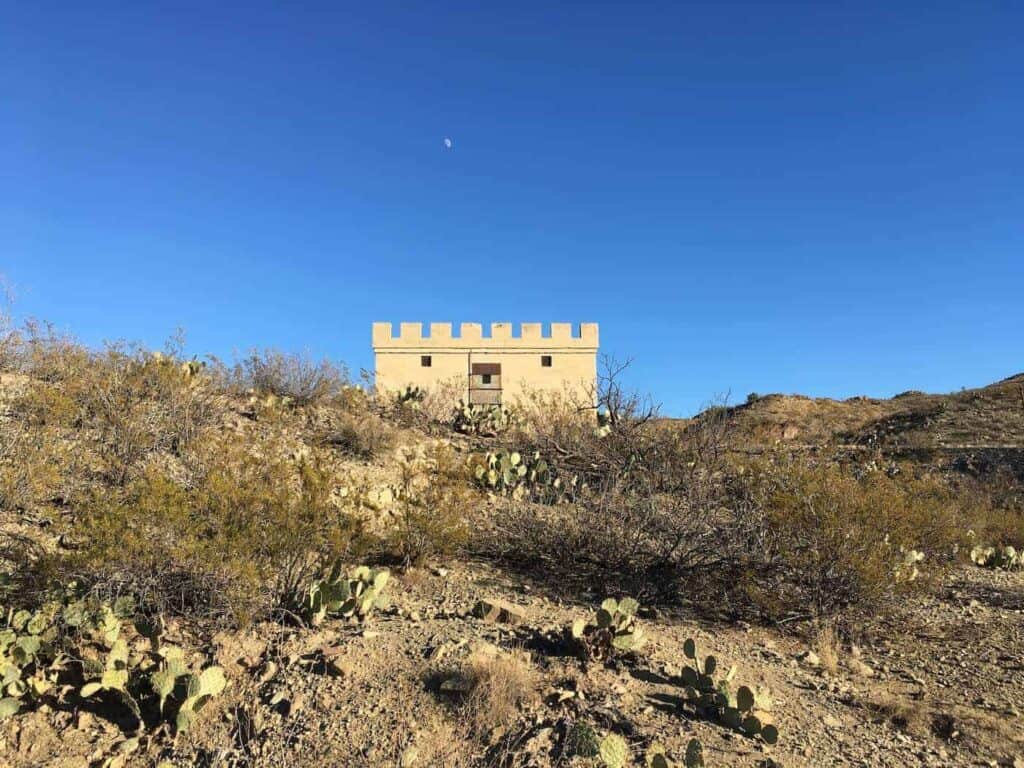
[11,336,220,485]
[475,396,735,601]
[0,422,71,513]
[61,437,367,626]
[731,458,964,619]
[387,443,473,567]
[219,348,348,407]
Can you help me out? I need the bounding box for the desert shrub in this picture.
[9,320,92,384]
[956,469,1024,550]
[222,348,347,406]
[731,458,963,620]
[57,438,365,626]
[387,444,473,567]
[0,422,71,512]
[9,338,221,484]
[477,403,736,600]
[320,411,395,460]
[380,377,465,434]
[75,345,220,484]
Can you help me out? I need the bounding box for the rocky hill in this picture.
[690,373,1024,480]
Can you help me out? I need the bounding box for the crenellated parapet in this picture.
[372,322,599,350]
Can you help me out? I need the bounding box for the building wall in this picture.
[372,322,598,406]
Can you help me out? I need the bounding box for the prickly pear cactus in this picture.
[971,544,1022,570]
[677,638,779,745]
[645,742,676,768]
[396,386,426,408]
[175,665,227,733]
[894,547,925,583]
[0,604,60,720]
[599,733,628,768]
[470,449,576,503]
[306,562,390,625]
[452,400,520,436]
[566,597,646,663]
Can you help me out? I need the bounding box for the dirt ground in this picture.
[2,557,1020,768]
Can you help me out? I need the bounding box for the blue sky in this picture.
[3,1,1021,415]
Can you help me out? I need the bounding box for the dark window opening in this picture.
[421,355,432,367]
[481,374,492,384]
[541,355,552,367]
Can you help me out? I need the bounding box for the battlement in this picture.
[372,322,599,350]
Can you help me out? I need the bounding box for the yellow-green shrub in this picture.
[737,459,962,619]
[387,444,472,567]
[64,437,366,626]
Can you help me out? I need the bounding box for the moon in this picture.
[443,137,453,150]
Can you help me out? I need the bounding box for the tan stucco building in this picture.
[372,322,598,407]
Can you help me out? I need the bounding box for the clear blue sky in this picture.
[3,2,1021,415]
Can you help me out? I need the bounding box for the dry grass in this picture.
[460,646,538,739]
[813,622,840,675]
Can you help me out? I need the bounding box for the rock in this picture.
[327,657,353,677]
[847,659,875,678]
[257,661,279,684]
[472,598,526,625]
[798,650,822,668]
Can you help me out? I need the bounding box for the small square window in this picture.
[481,374,492,384]
[541,355,552,367]
[421,355,432,367]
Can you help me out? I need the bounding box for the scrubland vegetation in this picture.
[0,311,1022,766]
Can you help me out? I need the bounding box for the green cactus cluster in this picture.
[970,544,1022,570]
[452,400,519,436]
[470,449,581,503]
[164,660,228,734]
[306,562,391,626]
[675,637,778,745]
[1,592,227,734]
[395,385,426,409]
[894,547,925,583]
[0,605,61,720]
[598,732,628,768]
[566,597,646,663]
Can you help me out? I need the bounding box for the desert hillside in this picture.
[0,333,1021,768]
[685,374,1024,483]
